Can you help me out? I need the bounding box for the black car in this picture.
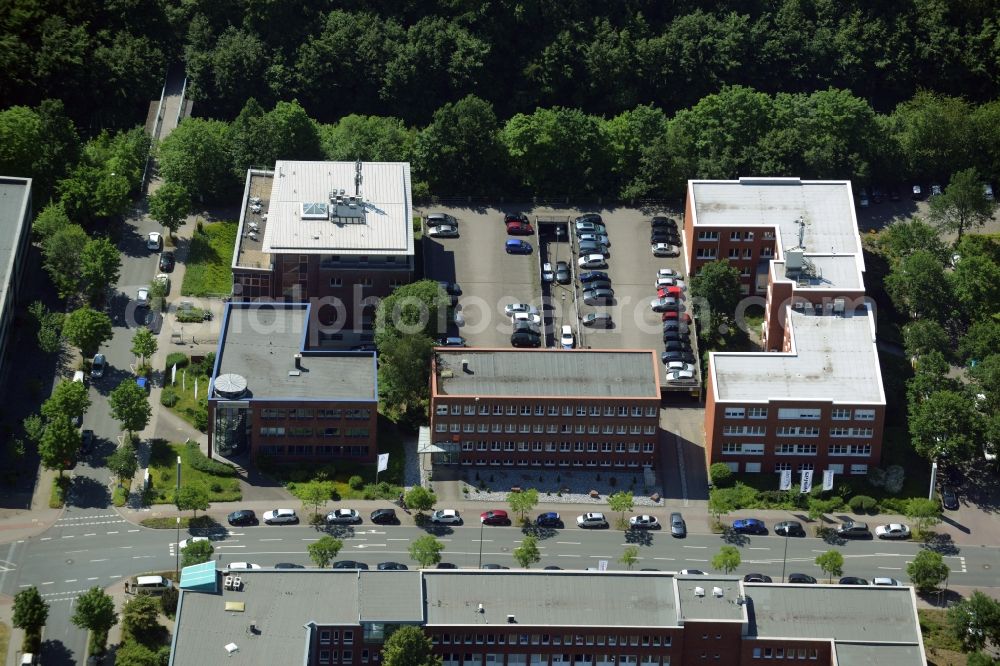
[582,288,614,305]
[839,576,869,586]
[787,573,817,584]
[579,271,610,283]
[575,213,603,225]
[504,213,530,225]
[941,486,959,510]
[774,521,805,537]
[227,510,258,526]
[482,563,509,570]
[555,261,572,284]
[377,562,408,570]
[664,340,692,352]
[651,230,680,243]
[333,560,370,570]
[836,520,871,539]
[650,216,677,229]
[543,565,563,570]
[584,279,612,291]
[158,252,175,272]
[274,562,304,569]
[661,351,696,364]
[662,330,690,341]
[438,281,462,296]
[743,573,773,583]
[535,512,563,528]
[370,508,399,525]
[81,429,95,454]
[436,562,458,569]
[511,332,542,348]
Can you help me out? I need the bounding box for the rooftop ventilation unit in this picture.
[477,604,485,614]
[214,373,248,400]
[785,249,805,272]
[834,298,845,313]
[506,615,516,624]
[694,587,705,597]
[713,587,724,598]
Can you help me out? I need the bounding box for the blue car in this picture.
[535,512,562,528]
[732,518,767,535]
[579,271,610,283]
[505,239,532,254]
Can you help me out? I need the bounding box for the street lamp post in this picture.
[175,516,180,578]
[780,535,789,583]
[478,518,485,568]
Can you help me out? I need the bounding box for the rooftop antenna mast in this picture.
[354,158,363,196]
[796,216,806,249]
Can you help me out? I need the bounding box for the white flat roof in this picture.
[771,254,864,290]
[262,160,414,256]
[711,306,885,405]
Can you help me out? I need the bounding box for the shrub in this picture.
[113,487,128,507]
[362,481,400,500]
[193,408,208,431]
[880,497,909,514]
[165,352,189,371]
[849,495,877,513]
[160,586,179,617]
[884,465,906,494]
[348,475,364,490]
[185,442,237,477]
[160,387,179,407]
[709,463,734,488]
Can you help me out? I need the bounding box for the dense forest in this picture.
[3,0,1000,199]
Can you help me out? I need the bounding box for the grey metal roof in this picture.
[434,350,660,398]
[711,307,884,404]
[214,304,376,401]
[833,643,925,666]
[747,584,921,644]
[423,571,678,627]
[674,577,746,622]
[169,570,360,666]
[0,178,30,336]
[359,571,423,622]
[262,160,414,256]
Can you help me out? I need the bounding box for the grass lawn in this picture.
[919,609,966,666]
[49,476,69,508]
[161,369,210,431]
[181,221,238,296]
[147,440,241,504]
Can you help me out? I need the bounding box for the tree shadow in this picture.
[520,525,558,541]
[66,474,111,508]
[720,528,749,546]
[40,637,76,666]
[921,532,960,556]
[817,527,847,546]
[316,524,358,539]
[624,529,654,546]
[420,523,456,536]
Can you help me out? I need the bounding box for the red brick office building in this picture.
[429,349,662,469]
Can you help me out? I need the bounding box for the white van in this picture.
[125,575,173,596]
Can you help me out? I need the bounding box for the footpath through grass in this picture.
[146,440,241,504]
[181,221,237,296]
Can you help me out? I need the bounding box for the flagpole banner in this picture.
[822,469,835,491]
[800,469,814,494]
[779,469,792,491]
[377,453,389,473]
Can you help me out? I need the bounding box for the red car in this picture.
[504,213,530,225]
[662,311,692,323]
[506,221,534,235]
[657,286,684,299]
[480,510,511,526]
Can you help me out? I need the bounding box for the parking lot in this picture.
[420,206,700,388]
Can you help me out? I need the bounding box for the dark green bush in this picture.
[185,442,236,477]
[165,352,189,371]
[848,495,877,513]
[193,409,208,431]
[709,463,734,488]
[348,475,364,490]
[160,586,179,617]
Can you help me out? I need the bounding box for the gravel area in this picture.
[455,468,664,507]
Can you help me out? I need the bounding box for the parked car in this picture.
[428,224,459,238]
[743,573,773,583]
[536,512,562,528]
[505,239,532,254]
[889,186,901,201]
[678,569,707,575]
[431,509,462,524]
[511,331,542,348]
[436,562,458,569]
[661,351,696,364]
[651,243,680,257]
[273,562,305,569]
[574,221,606,235]
[146,232,162,250]
[263,508,298,525]
[370,508,398,524]
[178,536,209,549]
[560,325,575,349]
[580,270,609,283]
[482,563,509,570]
[91,353,106,378]
[629,515,660,530]
[333,560,369,570]
[857,189,870,208]
[839,576,869,585]
[930,184,942,196]
[665,362,695,374]
[774,521,805,537]
[575,213,603,225]
[872,577,902,586]
[159,251,175,272]
[439,281,462,296]
[662,321,690,334]
[511,312,542,326]
[577,241,609,257]
[670,512,686,537]
[583,288,614,305]
[985,183,995,201]
[578,233,610,247]
[941,485,959,510]
[576,512,608,528]
[650,216,677,229]
[80,429,94,454]
[227,510,258,526]
[875,523,911,540]
[504,213,529,225]
[787,573,817,584]
[437,336,466,347]
[651,230,680,244]
[656,277,686,289]
[662,311,692,323]
[153,273,171,294]
[555,261,571,284]
[581,312,613,328]
[227,562,262,571]
[666,369,695,382]
[426,213,458,227]
[912,184,923,200]
[541,262,554,283]
[836,520,871,539]
[732,518,767,534]
[657,268,679,279]
[506,221,534,235]
[377,562,409,570]
[326,508,362,525]
[578,254,607,269]
[136,287,150,307]
[650,297,678,312]
[480,510,510,525]
[505,303,538,317]
[657,285,684,299]
[584,279,612,291]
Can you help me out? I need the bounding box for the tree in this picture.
[709,462,734,487]
[319,113,414,163]
[377,334,436,419]
[960,320,1000,364]
[689,260,741,337]
[382,625,441,666]
[175,485,209,517]
[948,591,1000,652]
[404,486,437,514]
[148,181,191,236]
[12,586,49,639]
[28,301,64,354]
[507,488,539,523]
[181,539,215,567]
[131,328,157,367]
[815,550,844,583]
[295,479,335,519]
[949,254,1000,323]
[156,118,235,201]
[910,390,983,462]
[619,545,639,570]
[106,443,138,488]
[513,536,541,569]
[80,237,121,303]
[120,594,162,644]
[966,652,997,666]
[31,202,72,244]
[41,379,91,425]
[906,550,950,594]
[38,414,80,477]
[62,307,113,358]
[414,95,506,194]
[708,487,738,522]
[308,535,344,568]
[885,251,953,322]
[42,223,88,298]
[608,491,634,529]
[806,496,842,522]
[22,413,45,444]
[408,535,445,568]
[375,280,450,346]
[929,168,997,242]
[712,545,741,574]
[905,498,942,537]
[71,587,117,653]
[875,219,949,266]
[113,640,164,666]
[903,320,951,360]
[889,92,974,182]
[108,379,152,436]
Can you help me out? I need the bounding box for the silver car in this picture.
[670,512,686,537]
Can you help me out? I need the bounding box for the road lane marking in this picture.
[556,542,581,545]
[107,531,118,535]
[61,535,75,538]
[587,555,614,558]
[87,577,98,581]
[259,538,282,542]
[302,538,320,542]
[65,579,77,583]
[128,529,140,533]
[216,545,246,549]
[556,554,581,557]
[748,547,769,550]
[654,557,676,561]
[878,567,902,570]
[40,537,51,541]
[41,581,54,585]
[89,558,108,562]
[388,538,409,541]
[119,546,133,549]
[690,559,708,562]
[84,533,96,537]
[684,546,707,549]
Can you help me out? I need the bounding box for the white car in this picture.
[629,515,660,529]
[427,224,459,238]
[678,569,709,575]
[136,287,150,307]
[227,562,262,570]
[560,325,575,349]
[652,243,680,257]
[874,523,911,540]
[666,362,695,373]
[872,577,902,586]
[657,268,678,279]
[146,232,162,250]
[326,508,362,525]
[578,233,610,247]
[511,312,542,326]
[263,508,299,525]
[576,512,608,528]
[153,273,171,293]
[666,369,695,382]
[504,303,537,317]
[542,262,554,283]
[578,254,607,269]
[431,509,461,524]
[178,536,209,549]
[656,277,686,289]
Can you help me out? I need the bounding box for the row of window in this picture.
[727,247,771,259]
[697,230,773,242]
[436,404,658,418]
[433,634,672,648]
[257,445,369,457]
[438,423,657,435]
[439,656,662,666]
[459,441,656,453]
[326,277,409,288]
[751,647,819,660]
[260,427,370,438]
[318,649,364,664]
[457,459,651,469]
[261,408,371,420]
[722,425,874,438]
[722,462,869,475]
[724,407,876,421]
[320,629,353,644]
[721,443,872,457]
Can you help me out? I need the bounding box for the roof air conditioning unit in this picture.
[507,615,516,624]
[713,587,724,598]
[834,298,845,313]
[477,604,485,613]
[694,587,705,597]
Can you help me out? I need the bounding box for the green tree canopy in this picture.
[108,379,152,435]
[377,334,435,419]
[130,328,157,365]
[175,485,210,517]
[619,545,639,570]
[375,280,449,345]
[408,535,445,568]
[949,253,1000,323]
[929,168,997,242]
[889,92,975,182]
[181,539,214,567]
[120,594,162,644]
[71,587,118,636]
[41,379,91,424]
[905,498,942,537]
[947,591,1000,653]
[294,479,335,518]
[885,250,953,322]
[62,306,113,358]
[12,586,49,635]
[42,223,88,298]
[608,491,634,528]
[909,389,983,461]
[959,320,1000,364]
[690,260,742,337]
[906,550,950,594]
[106,442,138,487]
[319,113,414,163]
[414,95,506,194]
[513,535,541,569]
[32,202,72,244]
[507,488,539,522]
[308,536,344,568]
[157,118,234,201]
[815,550,844,583]
[875,219,950,266]
[712,545,741,574]
[148,181,191,235]
[382,625,442,666]
[404,486,437,513]
[38,414,80,476]
[80,237,122,304]
[902,320,950,360]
